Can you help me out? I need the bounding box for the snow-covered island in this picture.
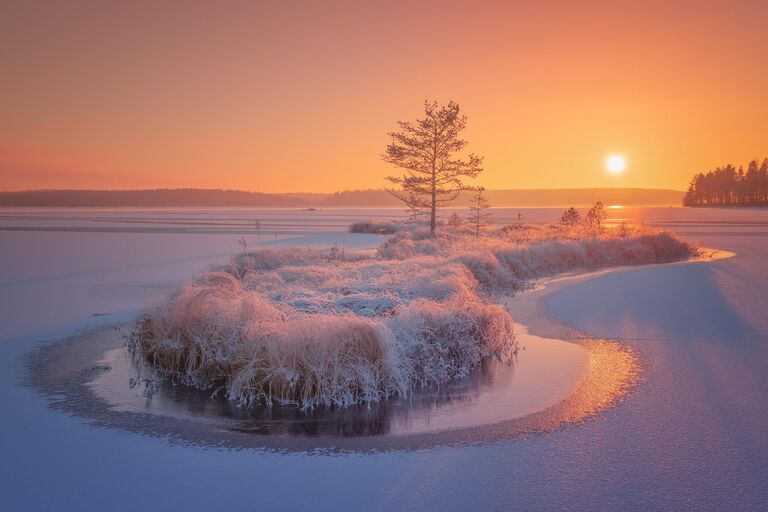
[131,219,698,410]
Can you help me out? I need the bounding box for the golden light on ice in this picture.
[605,154,627,175]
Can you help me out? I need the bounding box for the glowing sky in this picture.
[1,0,767,192]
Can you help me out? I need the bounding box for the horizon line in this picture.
[0,186,687,194]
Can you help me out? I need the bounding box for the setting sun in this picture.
[606,154,627,175]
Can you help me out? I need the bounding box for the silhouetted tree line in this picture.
[324,188,683,207]
[0,189,308,207]
[684,158,768,206]
[0,188,684,208]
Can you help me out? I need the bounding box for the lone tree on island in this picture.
[382,100,484,234]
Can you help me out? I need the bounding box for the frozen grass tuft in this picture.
[133,221,697,409]
[134,279,512,409]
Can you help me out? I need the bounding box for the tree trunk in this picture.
[430,195,436,233]
[430,160,437,234]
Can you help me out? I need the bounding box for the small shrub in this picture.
[560,207,581,227]
[448,212,463,226]
[585,201,607,231]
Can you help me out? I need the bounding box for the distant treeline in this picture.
[0,187,683,208]
[0,189,310,207]
[324,188,682,207]
[684,158,768,207]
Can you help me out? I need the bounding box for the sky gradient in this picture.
[2,0,767,192]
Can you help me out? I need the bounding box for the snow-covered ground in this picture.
[1,207,767,511]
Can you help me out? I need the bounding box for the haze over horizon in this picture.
[2,0,767,193]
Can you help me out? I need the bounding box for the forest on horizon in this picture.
[684,158,768,206]
[0,187,683,208]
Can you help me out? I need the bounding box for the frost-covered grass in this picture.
[133,221,698,409]
[379,223,698,291]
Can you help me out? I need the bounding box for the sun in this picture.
[605,154,627,175]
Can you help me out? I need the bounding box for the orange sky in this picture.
[1,0,767,193]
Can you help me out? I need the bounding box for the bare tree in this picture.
[468,187,491,237]
[383,100,484,234]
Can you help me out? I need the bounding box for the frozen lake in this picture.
[1,206,767,510]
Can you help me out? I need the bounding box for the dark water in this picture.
[86,324,584,438]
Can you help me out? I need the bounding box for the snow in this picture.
[0,218,384,341]
[1,206,768,511]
